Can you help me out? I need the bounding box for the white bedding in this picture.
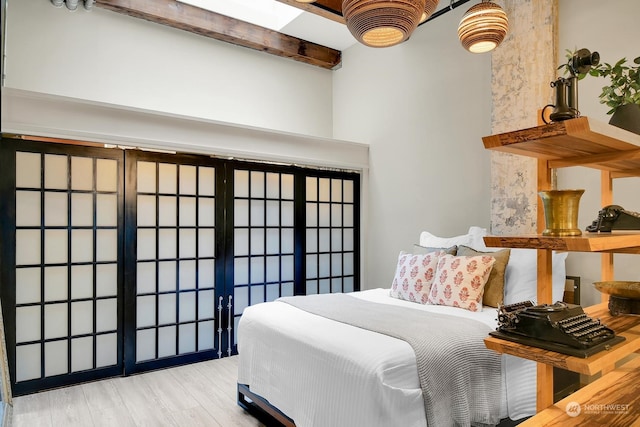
[237,288,536,427]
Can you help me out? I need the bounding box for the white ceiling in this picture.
[178,0,357,51]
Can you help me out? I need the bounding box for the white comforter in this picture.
[237,288,536,427]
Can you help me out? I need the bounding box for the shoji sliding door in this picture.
[1,136,361,395]
[229,163,360,353]
[0,139,124,396]
[124,151,224,374]
[305,176,358,295]
[230,165,297,350]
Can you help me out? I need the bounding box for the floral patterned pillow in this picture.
[427,254,496,312]
[390,251,443,304]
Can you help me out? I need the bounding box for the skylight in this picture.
[178,0,303,31]
[177,0,357,51]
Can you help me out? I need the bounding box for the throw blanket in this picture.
[279,293,502,427]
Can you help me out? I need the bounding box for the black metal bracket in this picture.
[419,0,474,26]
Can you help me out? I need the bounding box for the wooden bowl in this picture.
[593,281,640,299]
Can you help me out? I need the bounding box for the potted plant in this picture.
[590,56,640,134]
[562,49,640,134]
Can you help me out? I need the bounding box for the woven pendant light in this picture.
[342,0,426,48]
[420,0,440,23]
[457,0,508,53]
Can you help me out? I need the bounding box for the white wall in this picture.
[557,0,640,306]
[5,1,491,296]
[4,0,637,301]
[3,0,334,139]
[333,7,493,289]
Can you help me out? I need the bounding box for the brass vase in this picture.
[538,189,585,236]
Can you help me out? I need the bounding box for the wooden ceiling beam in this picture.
[276,0,345,24]
[95,0,342,70]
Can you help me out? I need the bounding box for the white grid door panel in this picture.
[14,151,120,384]
[305,177,356,295]
[134,160,217,363]
[232,169,295,344]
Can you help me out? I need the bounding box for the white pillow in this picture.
[456,226,568,305]
[467,226,489,250]
[417,226,568,306]
[419,228,473,248]
[503,249,568,305]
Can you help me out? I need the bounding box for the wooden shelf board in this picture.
[548,148,640,169]
[482,117,640,178]
[519,354,640,426]
[483,232,640,253]
[484,304,640,376]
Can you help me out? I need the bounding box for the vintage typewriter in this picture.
[490,301,625,357]
[586,205,640,232]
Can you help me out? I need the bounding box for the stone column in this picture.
[490,0,558,234]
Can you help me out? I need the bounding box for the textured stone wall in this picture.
[490,0,558,234]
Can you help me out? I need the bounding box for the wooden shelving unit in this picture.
[482,117,640,178]
[484,303,640,375]
[483,232,640,253]
[481,117,640,412]
[518,354,640,426]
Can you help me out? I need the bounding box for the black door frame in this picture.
[0,138,125,396]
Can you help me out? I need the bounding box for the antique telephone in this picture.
[490,300,624,357]
[586,205,640,232]
[543,77,577,122]
[542,48,600,124]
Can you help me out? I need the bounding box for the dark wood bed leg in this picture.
[237,383,296,427]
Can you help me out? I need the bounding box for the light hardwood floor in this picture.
[8,356,265,427]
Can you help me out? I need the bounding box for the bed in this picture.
[237,227,568,427]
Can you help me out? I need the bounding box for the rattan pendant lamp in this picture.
[457,0,508,53]
[294,0,440,48]
[342,0,432,47]
[293,0,508,52]
[420,0,440,24]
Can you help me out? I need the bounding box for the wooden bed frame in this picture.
[237,382,531,427]
[237,383,295,427]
